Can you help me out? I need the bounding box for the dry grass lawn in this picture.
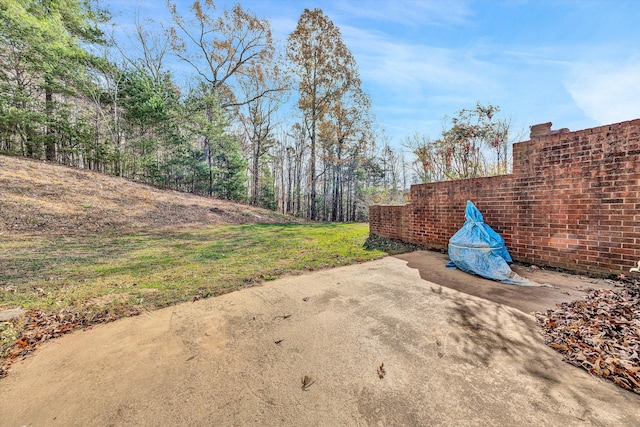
[0,155,293,235]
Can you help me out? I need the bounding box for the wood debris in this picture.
[301,375,315,391]
[273,314,292,320]
[536,282,640,394]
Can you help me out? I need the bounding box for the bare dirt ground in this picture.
[2,252,639,427]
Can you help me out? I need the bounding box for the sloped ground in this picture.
[0,154,300,378]
[0,155,293,235]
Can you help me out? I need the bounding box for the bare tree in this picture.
[114,13,172,86]
[167,0,281,109]
[319,88,372,221]
[237,60,289,206]
[287,8,360,220]
[408,103,514,182]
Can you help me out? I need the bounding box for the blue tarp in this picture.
[447,201,536,286]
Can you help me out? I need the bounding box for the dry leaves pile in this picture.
[536,283,640,394]
[1,306,141,379]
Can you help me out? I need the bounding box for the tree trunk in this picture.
[286,150,293,214]
[45,83,55,162]
[338,173,344,222]
[309,124,317,220]
[331,165,339,222]
[205,137,213,196]
[251,139,260,205]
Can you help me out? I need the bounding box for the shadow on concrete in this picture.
[395,250,607,314]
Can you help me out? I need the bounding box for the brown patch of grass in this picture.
[0,155,296,236]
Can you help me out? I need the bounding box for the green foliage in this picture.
[364,234,419,255]
[183,86,248,200]
[120,69,179,128]
[0,2,46,155]
[0,0,108,160]
[210,136,248,202]
[0,1,414,221]
[0,320,20,359]
[256,165,277,210]
[408,102,512,182]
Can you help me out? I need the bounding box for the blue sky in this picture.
[104,0,640,150]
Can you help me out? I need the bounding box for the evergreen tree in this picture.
[184,85,247,201]
[0,0,108,161]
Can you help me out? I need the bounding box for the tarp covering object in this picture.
[447,201,536,286]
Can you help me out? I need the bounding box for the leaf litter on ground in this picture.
[1,305,141,378]
[536,281,640,394]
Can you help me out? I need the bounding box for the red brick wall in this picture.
[370,118,640,275]
[369,205,410,242]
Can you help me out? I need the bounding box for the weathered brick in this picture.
[369,118,640,275]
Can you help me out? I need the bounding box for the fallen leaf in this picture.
[551,343,569,351]
[301,375,315,391]
[537,282,640,394]
[377,362,386,379]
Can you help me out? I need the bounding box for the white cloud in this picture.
[330,0,472,27]
[565,62,640,124]
[341,25,494,93]
[328,24,515,144]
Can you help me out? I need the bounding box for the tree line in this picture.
[0,0,514,221]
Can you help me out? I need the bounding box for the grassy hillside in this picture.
[0,155,292,235]
[0,155,404,377]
